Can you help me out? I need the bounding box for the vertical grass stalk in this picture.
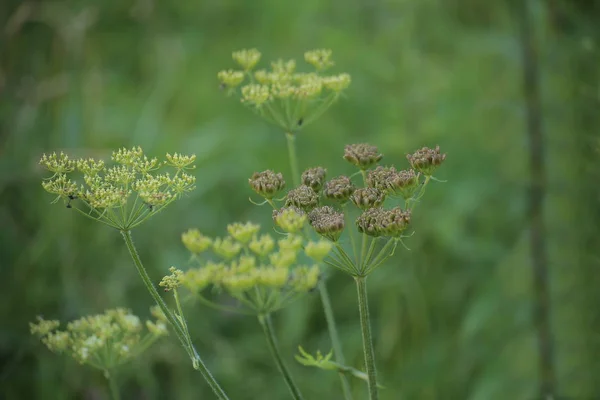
[120,230,230,400]
[259,314,304,400]
[355,276,378,400]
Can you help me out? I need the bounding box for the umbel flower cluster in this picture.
[163,221,334,315]
[218,48,351,132]
[249,143,446,276]
[30,307,168,372]
[39,147,196,230]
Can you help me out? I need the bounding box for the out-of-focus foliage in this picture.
[1,0,599,399]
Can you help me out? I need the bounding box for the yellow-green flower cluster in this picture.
[218,48,351,132]
[174,222,332,314]
[30,307,167,371]
[39,147,196,230]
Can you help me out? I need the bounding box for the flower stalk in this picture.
[355,276,378,400]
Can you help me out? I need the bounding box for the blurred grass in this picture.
[1,0,600,399]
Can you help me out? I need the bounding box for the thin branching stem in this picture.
[259,314,304,400]
[354,276,378,400]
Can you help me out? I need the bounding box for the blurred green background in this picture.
[2,0,599,399]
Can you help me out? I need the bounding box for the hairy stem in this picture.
[120,230,230,400]
[355,276,378,400]
[259,314,304,400]
[285,131,352,399]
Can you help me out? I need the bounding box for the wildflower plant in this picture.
[219,48,351,134]
[30,307,168,399]
[246,142,445,399]
[39,147,230,400]
[169,219,330,399]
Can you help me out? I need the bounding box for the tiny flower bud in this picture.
[269,250,297,268]
[304,49,334,71]
[249,170,286,199]
[308,206,345,242]
[241,84,271,107]
[232,48,261,71]
[406,146,446,176]
[285,185,319,211]
[249,234,276,257]
[301,167,327,192]
[217,69,245,88]
[393,169,420,199]
[257,267,288,288]
[227,222,261,245]
[181,229,212,254]
[322,73,351,92]
[272,206,307,233]
[212,237,243,259]
[291,265,321,292]
[350,187,386,210]
[159,267,183,291]
[278,235,303,252]
[356,208,385,237]
[323,175,355,202]
[165,153,196,170]
[343,143,383,169]
[378,207,411,237]
[305,240,333,261]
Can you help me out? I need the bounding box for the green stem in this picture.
[318,282,354,400]
[285,132,352,399]
[120,230,230,400]
[106,371,121,400]
[259,314,304,400]
[354,276,378,400]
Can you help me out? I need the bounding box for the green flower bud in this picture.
[182,262,224,292]
[269,250,297,268]
[304,49,334,71]
[217,69,245,88]
[367,166,421,199]
[278,235,303,252]
[212,237,242,259]
[257,267,288,288]
[30,318,60,337]
[273,206,307,233]
[285,185,319,211]
[322,73,351,92]
[291,265,321,292]
[165,153,196,170]
[323,175,355,202]
[181,229,212,254]
[393,169,420,199]
[249,234,276,257]
[249,170,286,199]
[159,267,184,291]
[222,274,257,293]
[343,143,383,169]
[301,167,327,192]
[308,206,345,242]
[406,145,446,176]
[232,255,257,273]
[350,187,386,210]
[241,84,271,107]
[40,152,76,174]
[305,240,333,261]
[232,48,261,71]
[227,222,261,245]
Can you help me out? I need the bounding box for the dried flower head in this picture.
[30,308,167,370]
[308,206,345,242]
[323,175,355,202]
[350,187,386,210]
[367,166,421,199]
[249,170,286,199]
[285,185,319,211]
[301,167,327,192]
[343,143,383,169]
[356,207,411,237]
[406,146,446,176]
[40,147,196,230]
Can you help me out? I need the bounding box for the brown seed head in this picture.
[343,143,383,169]
[308,206,345,242]
[323,175,355,202]
[406,146,446,176]
[249,170,286,199]
[301,167,327,192]
[285,185,319,211]
[350,187,386,210]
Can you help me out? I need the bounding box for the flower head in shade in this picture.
[308,206,345,242]
[406,146,446,176]
[343,143,383,169]
[350,187,386,210]
[249,170,286,199]
[323,175,355,203]
[301,167,327,192]
[285,185,319,211]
